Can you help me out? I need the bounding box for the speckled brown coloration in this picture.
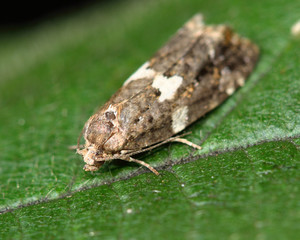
[77,14,259,174]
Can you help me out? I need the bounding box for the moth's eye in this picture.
[105,111,116,120]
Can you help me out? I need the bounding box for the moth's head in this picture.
[83,110,116,147]
[82,106,126,153]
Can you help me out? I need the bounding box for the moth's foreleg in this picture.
[121,156,160,175]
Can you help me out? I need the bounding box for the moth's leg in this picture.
[127,134,202,156]
[121,156,159,176]
[170,137,202,150]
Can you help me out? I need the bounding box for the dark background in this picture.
[0,0,106,31]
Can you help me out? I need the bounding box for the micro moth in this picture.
[77,14,259,175]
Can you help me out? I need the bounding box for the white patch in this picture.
[206,27,224,41]
[124,61,156,85]
[105,104,117,115]
[237,77,245,86]
[172,106,189,133]
[152,74,183,102]
[226,87,235,95]
[208,46,215,59]
[291,20,300,37]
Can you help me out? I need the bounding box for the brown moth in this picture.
[77,14,259,175]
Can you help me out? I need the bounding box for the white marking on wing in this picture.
[152,74,183,102]
[172,106,189,133]
[237,77,245,86]
[226,87,235,95]
[124,61,156,85]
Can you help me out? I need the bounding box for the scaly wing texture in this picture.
[102,15,259,150]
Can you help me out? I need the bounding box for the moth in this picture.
[77,14,259,175]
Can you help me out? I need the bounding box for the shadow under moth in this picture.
[77,14,259,175]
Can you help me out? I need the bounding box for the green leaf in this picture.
[0,0,299,239]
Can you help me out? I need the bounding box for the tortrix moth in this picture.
[77,14,259,175]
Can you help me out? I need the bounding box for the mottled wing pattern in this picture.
[104,15,259,150]
[106,14,205,105]
[78,14,259,173]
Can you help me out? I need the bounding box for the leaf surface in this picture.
[0,0,299,239]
